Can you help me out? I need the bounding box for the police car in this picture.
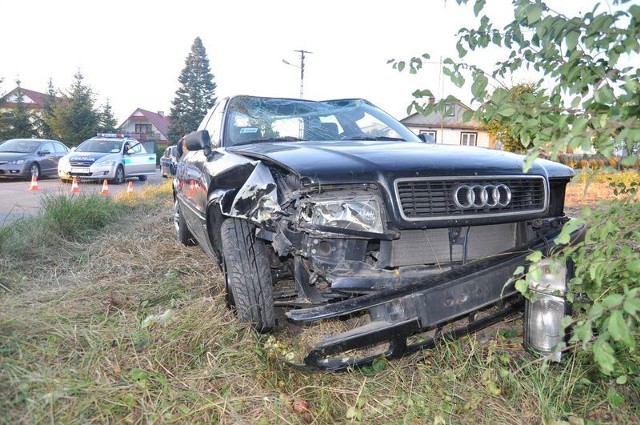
[58,133,156,184]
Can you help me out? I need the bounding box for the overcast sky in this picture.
[1,0,603,124]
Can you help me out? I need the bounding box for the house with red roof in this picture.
[118,108,171,147]
[1,87,58,111]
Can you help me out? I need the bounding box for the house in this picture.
[118,108,171,147]
[400,98,494,148]
[1,87,53,111]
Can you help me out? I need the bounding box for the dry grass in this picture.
[1,176,639,424]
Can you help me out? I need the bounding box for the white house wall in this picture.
[407,126,491,148]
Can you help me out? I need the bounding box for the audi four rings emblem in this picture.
[453,184,512,209]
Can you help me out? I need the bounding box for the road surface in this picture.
[0,170,166,225]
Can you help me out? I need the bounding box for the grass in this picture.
[1,176,639,424]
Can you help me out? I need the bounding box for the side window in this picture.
[40,142,54,153]
[53,142,68,153]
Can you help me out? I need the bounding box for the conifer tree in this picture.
[49,71,100,146]
[98,99,118,133]
[4,80,37,139]
[168,37,217,143]
[37,78,58,139]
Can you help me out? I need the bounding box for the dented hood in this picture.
[228,141,573,184]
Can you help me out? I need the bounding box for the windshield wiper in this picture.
[341,136,406,141]
[233,136,303,146]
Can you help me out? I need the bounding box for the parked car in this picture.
[0,138,70,180]
[160,145,178,178]
[58,133,156,184]
[173,95,585,371]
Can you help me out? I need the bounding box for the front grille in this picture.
[395,176,547,221]
[70,159,94,167]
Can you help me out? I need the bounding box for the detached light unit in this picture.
[524,258,569,362]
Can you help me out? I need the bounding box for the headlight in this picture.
[8,159,25,165]
[524,259,568,362]
[97,159,116,166]
[311,198,384,234]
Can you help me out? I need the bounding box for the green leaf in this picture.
[473,0,486,17]
[603,294,624,309]
[498,106,516,117]
[623,297,640,317]
[573,322,593,346]
[593,339,616,375]
[621,155,638,167]
[515,279,529,295]
[457,42,468,58]
[524,4,543,24]
[627,259,640,274]
[471,74,488,98]
[397,61,405,72]
[589,303,604,320]
[554,218,585,245]
[607,389,625,408]
[526,251,543,262]
[608,310,630,343]
[565,30,579,52]
[594,85,615,104]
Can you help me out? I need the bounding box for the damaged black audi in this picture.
[172,95,584,371]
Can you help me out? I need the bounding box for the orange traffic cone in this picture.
[29,174,39,191]
[127,181,134,195]
[100,179,110,195]
[71,176,80,193]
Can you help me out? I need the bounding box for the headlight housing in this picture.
[8,159,25,165]
[311,197,384,234]
[524,258,568,362]
[97,158,116,166]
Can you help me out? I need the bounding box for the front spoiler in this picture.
[284,225,586,371]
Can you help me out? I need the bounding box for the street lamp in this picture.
[282,49,312,98]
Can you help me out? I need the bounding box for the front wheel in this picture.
[29,163,40,180]
[111,166,125,185]
[220,218,275,333]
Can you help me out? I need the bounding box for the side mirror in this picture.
[184,130,212,156]
[38,150,51,156]
[418,133,435,144]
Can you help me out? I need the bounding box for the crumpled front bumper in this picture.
[285,225,586,371]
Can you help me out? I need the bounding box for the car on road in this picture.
[173,95,585,371]
[58,133,156,184]
[0,138,70,180]
[160,145,178,178]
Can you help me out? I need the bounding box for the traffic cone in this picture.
[71,176,80,193]
[100,179,110,196]
[127,181,134,195]
[29,174,39,191]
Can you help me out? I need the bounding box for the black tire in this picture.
[174,199,196,246]
[111,166,125,185]
[138,175,148,182]
[220,218,275,333]
[29,163,40,180]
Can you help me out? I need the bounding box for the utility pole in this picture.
[295,49,312,98]
[283,49,312,98]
